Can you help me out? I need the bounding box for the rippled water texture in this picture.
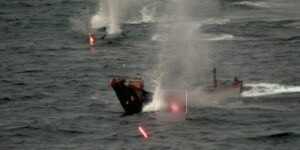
[0,0,300,149]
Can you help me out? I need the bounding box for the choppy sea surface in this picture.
[0,0,300,149]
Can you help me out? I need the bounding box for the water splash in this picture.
[241,83,300,97]
[91,0,122,36]
[202,18,231,25]
[70,8,93,35]
[207,34,234,41]
[232,1,270,8]
[144,0,214,111]
[143,85,161,112]
[90,1,108,29]
[106,0,121,36]
[155,0,212,88]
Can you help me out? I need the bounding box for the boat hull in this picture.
[109,79,152,115]
[188,83,242,106]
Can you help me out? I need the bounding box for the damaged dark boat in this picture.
[108,75,153,115]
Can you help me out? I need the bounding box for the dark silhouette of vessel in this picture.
[109,68,243,115]
[108,75,152,115]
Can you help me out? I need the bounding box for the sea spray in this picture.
[90,0,122,37]
[91,0,108,29]
[156,0,212,88]
[70,8,94,35]
[106,0,121,36]
[143,0,214,111]
[242,83,300,97]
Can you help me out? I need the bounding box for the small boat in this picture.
[109,68,242,115]
[188,67,243,104]
[108,75,152,115]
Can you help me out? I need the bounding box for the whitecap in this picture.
[241,83,300,97]
[232,1,270,8]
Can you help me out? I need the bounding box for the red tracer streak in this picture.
[138,126,148,138]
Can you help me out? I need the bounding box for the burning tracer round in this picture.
[87,33,96,46]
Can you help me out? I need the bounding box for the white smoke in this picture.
[155,0,213,88]
[144,0,215,111]
[70,8,94,34]
[90,1,108,29]
[91,0,123,36]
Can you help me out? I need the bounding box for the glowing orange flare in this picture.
[170,102,180,113]
[88,33,96,46]
[138,126,148,138]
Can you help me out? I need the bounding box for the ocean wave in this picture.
[250,132,300,140]
[207,34,234,41]
[241,83,300,97]
[232,1,270,8]
[202,18,231,25]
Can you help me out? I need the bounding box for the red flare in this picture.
[130,96,135,101]
[168,101,182,113]
[138,126,148,138]
[87,33,96,46]
[171,102,180,112]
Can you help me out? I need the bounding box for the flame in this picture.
[85,33,97,53]
[88,33,95,46]
[170,102,180,113]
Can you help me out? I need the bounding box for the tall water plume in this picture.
[144,0,214,111]
[91,0,122,37]
[155,0,212,89]
[106,0,121,36]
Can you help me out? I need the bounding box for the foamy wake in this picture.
[241,83,300,97]
[207,34,234,41]
[202,18,231,25]
[232,1,270,8]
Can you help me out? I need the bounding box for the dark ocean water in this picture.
[0,0,300,149]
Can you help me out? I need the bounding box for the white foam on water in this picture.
[241,83,300,97]
[90,0,122,35]
[151,33,166,41]
[202,18,231,25]
[207,34,234,41]
[232,1,270,8]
